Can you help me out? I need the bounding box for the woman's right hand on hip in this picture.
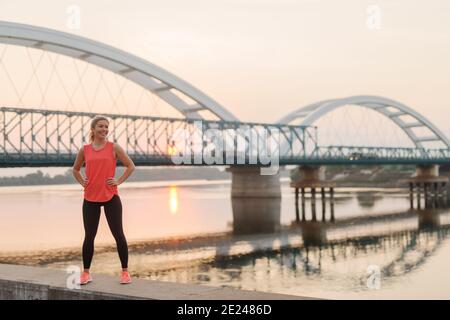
[82,177,89,188]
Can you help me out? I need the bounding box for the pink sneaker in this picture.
[80,271,92,285]
[120,271,132,284]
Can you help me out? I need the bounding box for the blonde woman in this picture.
[72,116,135,285]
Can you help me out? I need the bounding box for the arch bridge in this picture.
[0,21,449,169]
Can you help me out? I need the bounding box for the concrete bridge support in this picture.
[290,166,336,223]
[406,165,448,210]
[226,166,281,198]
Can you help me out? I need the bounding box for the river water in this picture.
[0,179,449,299]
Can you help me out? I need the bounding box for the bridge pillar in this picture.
[405,165,448,209]
[290,165,336,223]
[226,166,281,198]
[290,165,336,186]
[416,164,439,178]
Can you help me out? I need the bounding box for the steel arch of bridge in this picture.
[278,95,450,149]
[0,20,238,121]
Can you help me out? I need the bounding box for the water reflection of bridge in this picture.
[231,192,355,234]
[1,192,449,289]
[231,190,449,235]
[227,213,447,274]
[230,192,448,255]
[118,202,450,289]
[181,207,450,288]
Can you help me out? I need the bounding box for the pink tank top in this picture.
[83,141,118,202]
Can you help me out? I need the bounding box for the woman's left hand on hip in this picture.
[106,178,120,186]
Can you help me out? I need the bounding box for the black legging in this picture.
[82,194,128,269]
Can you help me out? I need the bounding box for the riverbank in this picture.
[0,165,417,188]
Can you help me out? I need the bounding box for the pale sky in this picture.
[0,0,449,137]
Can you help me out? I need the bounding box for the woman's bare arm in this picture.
[108,143,135,186]
[72,148,88,187]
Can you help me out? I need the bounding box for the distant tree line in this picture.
[0,165,414,187]
[0,170,73,186]
[0,167,232,186]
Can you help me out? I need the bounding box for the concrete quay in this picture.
[0,263,313,300]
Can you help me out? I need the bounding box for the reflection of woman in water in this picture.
[72,116,135,285]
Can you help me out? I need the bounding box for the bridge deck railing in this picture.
[1,107,450,166]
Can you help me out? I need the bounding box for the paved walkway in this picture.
[0,263,314,300]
